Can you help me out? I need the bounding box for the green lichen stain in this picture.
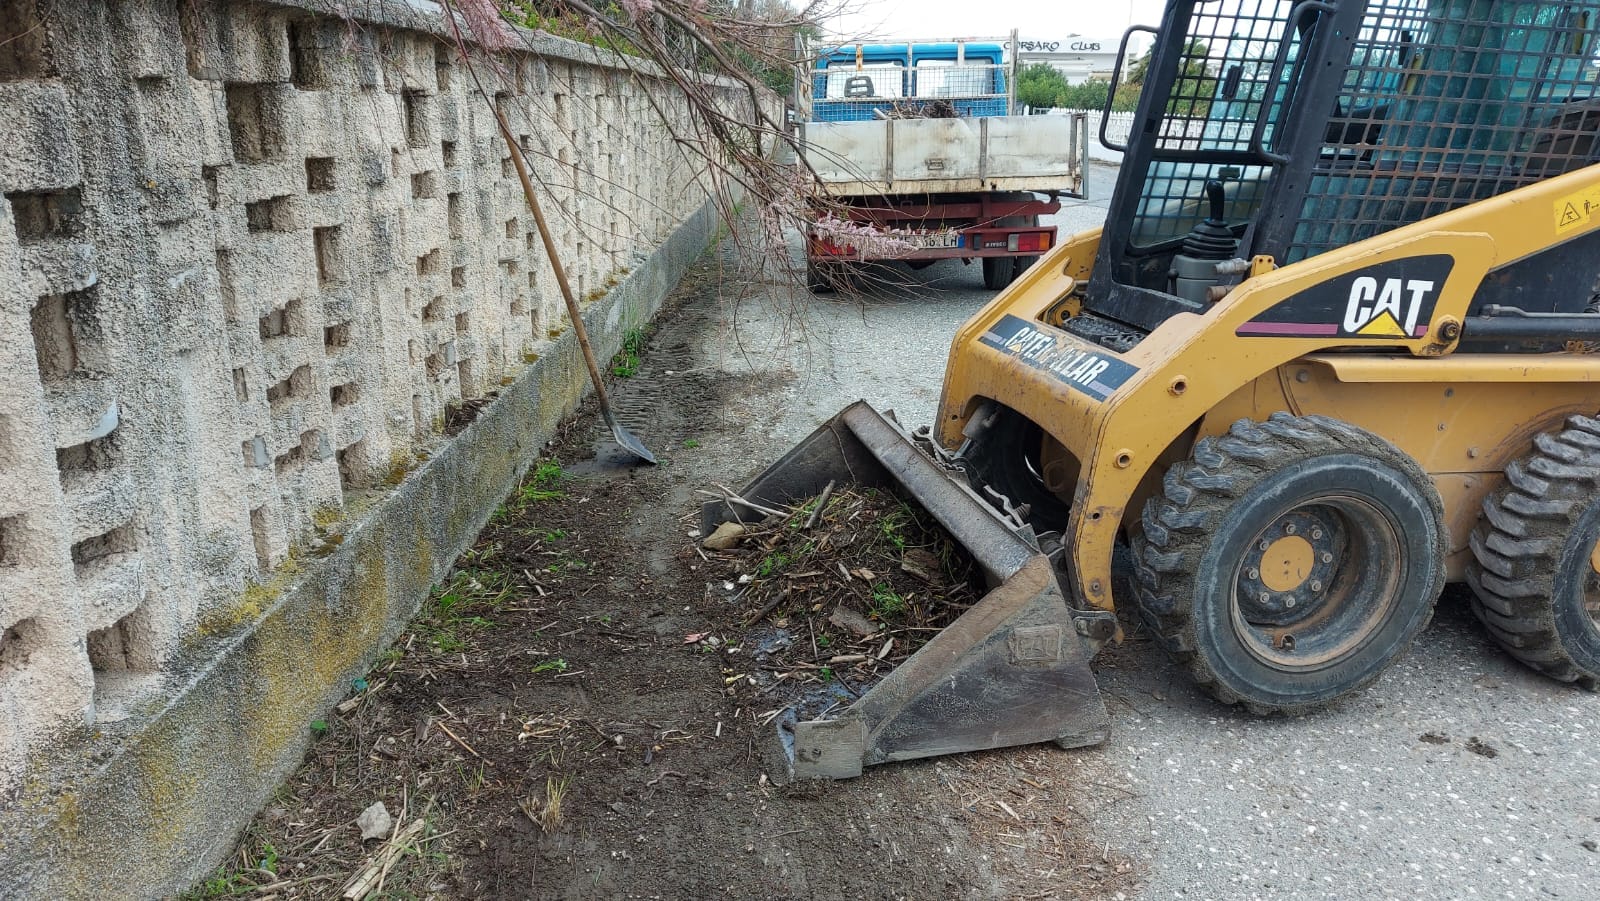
[127,717,205,859]
[383,449,419,486]
[238,525,394,774]
[195,554,303,638]
[410,515,437,593]
[310,504,344,531]
[50,788,80,838]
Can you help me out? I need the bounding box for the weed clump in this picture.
[609,328,646,378]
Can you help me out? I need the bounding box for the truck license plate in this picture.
[907,230,962,249]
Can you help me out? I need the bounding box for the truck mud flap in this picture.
[702,401,1110,780]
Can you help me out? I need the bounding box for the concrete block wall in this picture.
[0,0,736,792]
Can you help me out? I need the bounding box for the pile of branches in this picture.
[874,99,963,120]
[700,486,980,718]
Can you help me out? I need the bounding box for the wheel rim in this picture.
[1229,496,1403,670]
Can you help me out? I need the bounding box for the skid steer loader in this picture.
[706,0,1600,781]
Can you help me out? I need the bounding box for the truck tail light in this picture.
[1006,232,1051,253]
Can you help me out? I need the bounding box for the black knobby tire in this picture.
[1132,413,1446,713]
[1466,415,1600,690]
[968,409,1072,533]
[979,213,1040,290]
[982,256,1016,291]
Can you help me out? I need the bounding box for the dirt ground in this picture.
[188,263,1141,901]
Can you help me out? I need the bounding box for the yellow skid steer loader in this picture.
[706,0,1600,780]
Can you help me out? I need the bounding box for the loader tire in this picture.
[1466,416,1600,690]
[1132,414,1445,713]
[969,409,1072,532]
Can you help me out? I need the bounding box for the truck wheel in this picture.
[1132,414,1445,713]
[968,408,1072,532]
[806,259,841,293]
[981,213,1041,290]
[1466,416,1600,689]
[982,257,1016,290]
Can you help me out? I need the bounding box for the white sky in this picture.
[822,0,1169,43]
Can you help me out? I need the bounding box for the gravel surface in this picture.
[685,160,1600,899]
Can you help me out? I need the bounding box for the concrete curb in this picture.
[0,197,721,900]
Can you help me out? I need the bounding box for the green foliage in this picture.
[757,552,790,578]
[520,460,566,503]
[1015,65,1140,113]
[869,583,907,619]
[492,459,565,523]
[610,328,646,378]
[1128,42,1217,116]
[421,569,513,653]
[878,508,909,550]
[1016,62,1069,109]
[531,658,569,675]
[186,842,279,898]
[682,438,701,449]
[508,1,642,55]
[545,553,588,574]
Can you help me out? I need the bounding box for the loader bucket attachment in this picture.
[702,401,1110,780]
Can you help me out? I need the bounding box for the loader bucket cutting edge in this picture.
[702,401,1110,781]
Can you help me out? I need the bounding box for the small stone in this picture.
[357,801,393,841]
[1582,840,1597,852]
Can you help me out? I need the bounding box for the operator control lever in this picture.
[1170,180,1241,305]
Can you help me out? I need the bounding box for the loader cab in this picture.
[1083,0,1600,341]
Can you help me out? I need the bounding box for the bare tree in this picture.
[435,0,911,300]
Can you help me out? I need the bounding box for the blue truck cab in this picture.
[811,42,1011,122]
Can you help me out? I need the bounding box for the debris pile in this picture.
[698,485,980,718]
[874,98,963,119]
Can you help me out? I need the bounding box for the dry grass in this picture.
[937,749,1142,898]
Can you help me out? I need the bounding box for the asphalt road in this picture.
[681,161,1600,900]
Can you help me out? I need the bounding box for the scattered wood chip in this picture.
[702,521,747,551]
[828,606,878,638]
[342,819,427,899]
[900,548,942,582]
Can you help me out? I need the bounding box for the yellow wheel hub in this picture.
[1261,535,1316,593]
[1590,538,1600,576]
